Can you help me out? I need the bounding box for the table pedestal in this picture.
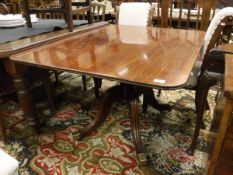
[74,83,170,164]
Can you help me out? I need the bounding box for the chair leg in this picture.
[22,0,32,28]
[187,72,218,155]
[42,75,55,114]
[82,75,87,91]
[142,94,148,112]
[157,89,162,97]
[93,77,102,100]
[54,71,59,84]
[64,0,73,32]
[0,109,5,142]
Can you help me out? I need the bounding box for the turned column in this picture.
[3,59,37,127]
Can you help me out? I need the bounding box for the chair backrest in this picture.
[201,7,233,60]
[157,0,217,30]
[118,2,153,27]
[33,0,62,19]
[90,2,106,22]
[73,3,105,22]
[196,7,232,75]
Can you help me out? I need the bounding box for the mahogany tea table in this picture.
[10,24,205,164]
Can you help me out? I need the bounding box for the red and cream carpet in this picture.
[0,72,217,175]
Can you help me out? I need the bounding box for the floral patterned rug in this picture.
[0,72,217,175]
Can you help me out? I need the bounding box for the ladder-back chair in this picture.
[154,0,217,31]
[22,0,91,32]
[186,7,233,155]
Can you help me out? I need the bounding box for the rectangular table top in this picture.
[10,24,205,88]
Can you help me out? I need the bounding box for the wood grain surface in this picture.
[10,24,205,88]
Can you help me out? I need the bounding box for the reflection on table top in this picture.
[10,24,205,88]
[0,21,108,58]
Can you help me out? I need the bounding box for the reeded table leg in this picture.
[129,98,146,165]
[75,85,124,139]
[76,84,156,164]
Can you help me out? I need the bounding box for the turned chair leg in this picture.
[93,77,102,100]
[157,89,162,97]
[187,87,209,155]
[43,76,55,114]
[82,75,87,91]
[82,76,103,100]
[142,94,148,112]
[54,71,59,84]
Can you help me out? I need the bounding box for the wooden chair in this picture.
[155,0,218,98]
[143,6,233,155]
[90,2,106,22]
[22,0,91,32]
[185,7,233,155]
[34,0,68,19]
[153,0,217,31]
[150,0,220,107]
[72,2,105,21]
[22,0,73,31]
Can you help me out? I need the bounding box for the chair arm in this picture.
[212,43,233,54]
[202,43,233,75]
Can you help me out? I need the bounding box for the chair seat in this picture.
[186,50,225,88]
[186,60,224,88]
[0,150,19,175]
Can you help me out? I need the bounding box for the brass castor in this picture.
[137,153,147,165]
